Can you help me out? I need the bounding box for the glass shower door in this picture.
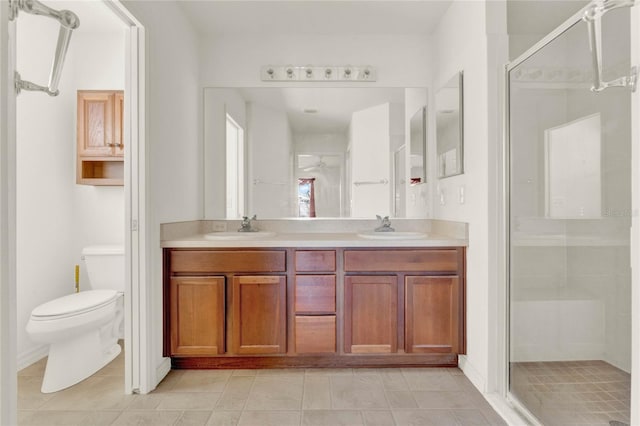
[507,5,632,425]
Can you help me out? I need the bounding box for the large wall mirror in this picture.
[436,71,464,178]
[203,87,428,219]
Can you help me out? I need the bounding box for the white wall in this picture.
[121,0,201,391]
[15,15,125,367]
[248,102,294,217]
[431,0,508,393]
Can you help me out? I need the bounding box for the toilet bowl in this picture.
[26,245,124,393]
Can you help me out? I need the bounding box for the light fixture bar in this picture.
[261,65,376,82]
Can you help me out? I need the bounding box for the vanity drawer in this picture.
[295,250,336,272]
[295,315,336,353]
[344,249,458,273]
[171,250,286,273]
[295,275,336,313]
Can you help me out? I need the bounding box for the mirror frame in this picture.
[436,71,464,179]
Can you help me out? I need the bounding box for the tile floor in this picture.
[510,361,631,426]
[18,349,506,426]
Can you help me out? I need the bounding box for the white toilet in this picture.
[26,245,124,393]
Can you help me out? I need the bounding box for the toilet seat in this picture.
[30,289,119,320]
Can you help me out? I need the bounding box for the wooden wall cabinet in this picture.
[76,90,124,185]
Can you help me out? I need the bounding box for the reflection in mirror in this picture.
[409,106,427,184]
[204,87,428,219]
[545,113,601,218]
[436,71,463,178]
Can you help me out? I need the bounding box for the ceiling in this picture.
[177,0,453,36]
[235,87,407,133]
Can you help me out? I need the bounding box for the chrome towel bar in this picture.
[9,0,80,96]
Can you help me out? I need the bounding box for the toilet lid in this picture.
[31,289,119,319]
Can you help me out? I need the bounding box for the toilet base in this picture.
[41,330,121,393]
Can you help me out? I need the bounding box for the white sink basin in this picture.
[357,231,427,240]
[204,231,276,240]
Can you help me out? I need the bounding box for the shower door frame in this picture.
[503,3,640,424]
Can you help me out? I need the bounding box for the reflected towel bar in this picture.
[353,179,389,187]
[583,0,637,92]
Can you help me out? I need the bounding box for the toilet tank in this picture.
[82,245,125,292]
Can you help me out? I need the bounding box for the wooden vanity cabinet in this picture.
[170,276,225,356]
[405,276,461,354]
[294,250,337,354]
[344,275,397,353]
[232,275,286,354]
[165,249,287,359]
[343,248,465,356]
[164,246,465,368]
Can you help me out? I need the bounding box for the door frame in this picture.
[503,3,639,424]
[0,1,147,422]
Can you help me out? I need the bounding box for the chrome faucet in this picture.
[375,215,395,232]
[238,215,258,232]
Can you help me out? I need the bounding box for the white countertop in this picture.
[161,232,468,248]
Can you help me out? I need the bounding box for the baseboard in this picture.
[458,354,486,392]
[17,344,48,371]
[154,357,171,389]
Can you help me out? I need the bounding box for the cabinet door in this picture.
[170,276,225,356]
[113,91,124,157]
[405,276,460,353]
[232,275,286,354]
[77,91,114,157]
[344,275,397,353]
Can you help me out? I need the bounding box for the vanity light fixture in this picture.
[260,65,376,82]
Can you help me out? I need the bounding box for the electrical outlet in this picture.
[458,186,465,204]
[211,222,227,232]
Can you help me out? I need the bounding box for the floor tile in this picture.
[176,410,214,425]
[302,409,364,426]
[156,392,221,410]
[171,370,232,393]
[19,409,122,426]
[451,409,491,425]
[18,358,47,377]
[38,375,135,410]
[111,410,183,425]
[385,390,418,409]
[362,410,396,426]
[238,410,301,426]
[402,369,462,392]
[302,376,332,409]
[392,409,460,426]
[330,375,389,410]
[244,376,303,410]
[17,376,55,410]
[413,391,482,409]
[206,411,242,426]
[215,376,254,410]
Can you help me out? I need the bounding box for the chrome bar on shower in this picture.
[9,0,80,96]
[583,0,637,92]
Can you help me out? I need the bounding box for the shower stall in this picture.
[506,1,635,424]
